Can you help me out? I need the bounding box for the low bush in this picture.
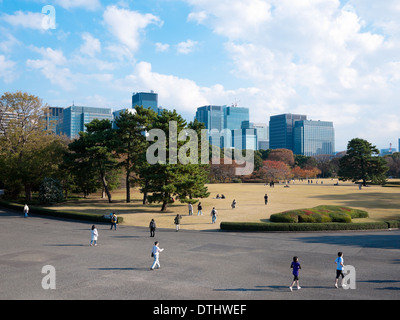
[270,205,367,224]
[220,221,390,232]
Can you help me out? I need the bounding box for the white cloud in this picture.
[103,5,161,53]
[2,11,45,30]
[0,55,16,83]
[177,39,198,54]
[187,11,207,24]
[155,42,170,52]
[26,47,74,91]
[183,0,400,150]
[53,0,101,11]
[116,61,263,116]
[80,32,101,57]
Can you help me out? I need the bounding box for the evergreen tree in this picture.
[140,110,210,211]
[338,138,388,186]
[66,119,119,203]
[114,106,157,203]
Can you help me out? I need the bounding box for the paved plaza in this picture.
[1,207,400,301]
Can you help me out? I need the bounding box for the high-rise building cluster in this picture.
[40,90,337,156]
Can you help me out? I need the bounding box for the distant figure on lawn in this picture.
[264,194,268,205]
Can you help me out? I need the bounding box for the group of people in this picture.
[289,252,347,291]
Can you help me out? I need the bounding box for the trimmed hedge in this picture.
[270,205,368,224]
[220,221,394,232]
[0,200,123,224]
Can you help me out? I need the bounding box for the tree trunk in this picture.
[126,175,131,203]
[101,174,112,203]
[125,154,131,203]
[161,200,167,211]
[24,184,32,202]
[142,180,149,205]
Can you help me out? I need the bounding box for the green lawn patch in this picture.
[269,205,368,223]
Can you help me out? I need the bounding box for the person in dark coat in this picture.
[149,219,156,237]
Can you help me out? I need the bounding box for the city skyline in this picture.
[1,1,399,152]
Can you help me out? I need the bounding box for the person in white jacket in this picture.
[23,204,29,218]
[90,225,98,246]
[150,241,164,270]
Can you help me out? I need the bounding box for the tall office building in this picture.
[242,121,269,150]
[293,120,335,156]
[223,106,249,131]
[57,105,113,138]
[43,107,64,133]
[195,105,224,132]
[269,113,307,151]
[195,105,250,149]
[232,128,257,150]
[132,91,158,114]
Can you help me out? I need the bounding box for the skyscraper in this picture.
[269,113,307,151]
[293,120,335,156]
[195,105,250,149]
[57,105,113,138]
[43,107,64,134]
[242,121,269,150]
[132,91,158,114]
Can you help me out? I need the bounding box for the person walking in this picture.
[174,214,182,232]
[149,219,156,237]
[335,252,345,288]
[289,256,301,291]
[188,203,193,216]
[23,204,29,218]
[231,199,236,209]
[211,207,217,224]
[90,225,98,246]
[150,241,164,270]
[264,194,268,205]
[110,212,117,230]
[197,202,203,216]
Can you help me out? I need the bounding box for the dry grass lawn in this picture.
[45,179,400,231]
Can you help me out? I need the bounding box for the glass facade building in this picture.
[132,91,158,114]
[242,121,269,150]
[269,113,307,151]
[57,105,113,138]
[195,105,250,149]
[43,107,64,133]
[223,106,249,131]
[293,120,335,156]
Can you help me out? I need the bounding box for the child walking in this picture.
[289,256,301,291]
[90,225,98,246]
[335,252,345,288]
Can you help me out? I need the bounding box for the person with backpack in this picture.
[174,214,182,232]
[211,207,217,224]
[149,219,156,237]
[110,212,118,230]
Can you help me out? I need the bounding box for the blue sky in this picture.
[1,0,400,151]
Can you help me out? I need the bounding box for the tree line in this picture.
[0,92,393,209]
